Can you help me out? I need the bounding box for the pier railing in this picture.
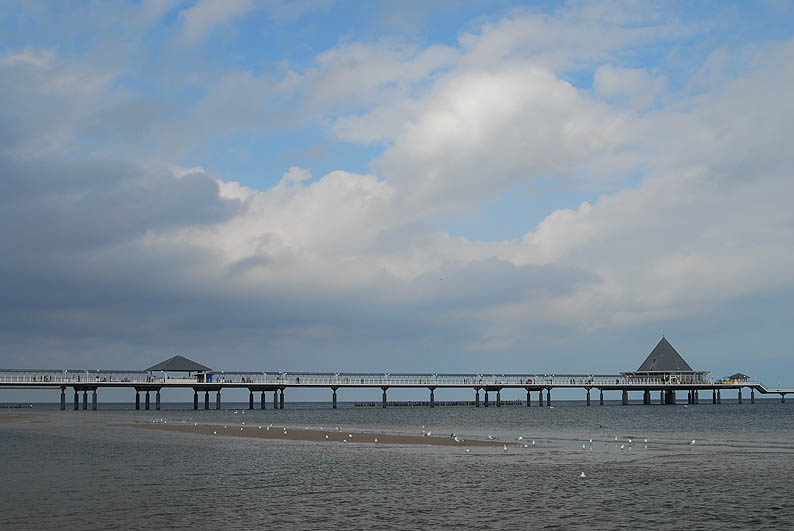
[0,369,763,388]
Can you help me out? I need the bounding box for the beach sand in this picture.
[124,422,510,447]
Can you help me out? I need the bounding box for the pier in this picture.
[1,341,792,410]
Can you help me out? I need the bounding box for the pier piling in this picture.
[216,390,221,410]
[135,391,140,410]
[204,390,209,410]
[586,388,591,406]
[713,389,717,404]
[738,388,742,404]
[527,388,531,407]
[261,391,266,409]
[332,387,337,409]
[622,390,628,405]
[717,389,721,404]
[92,389,97,410]
[496,389,501,407]
[74,389,79,410]
[273,390,277,409]
[60,387,66,410]
[382,387,388,408]
[600,389,604,405]
[547,388,552,407]
[156,390,160,410]
[751,389,755,403]
[643,389,650,405]
[484,390,489,407]
[279,388,284,409]
[539,390,544,407]
[145,391,150,410]
[249,391,254,410]
[429,388,435,407]
[83,389,88,410]
[475,388,480,407]
[193,390,198,410]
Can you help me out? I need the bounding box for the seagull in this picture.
[348,434,353,438]
[518,436,524,441]
[614,436,618,441]
[523,444,528,448]
[242,422,245,425]
[258,426,261,429]
[503,445,508,453]
[343,439,348,443]
[240,427,243,431]
[305,427,309,431]
[325,434,329,439]
[213,431,217,435]
[689,439,696,446]
[620,444,625,451]
[532,440,536,446]
[582,444,586,450]
[283,429,287,435]
[644,438,648,444]
[628,438,632,444]
[224,425,227,429]
[336,426,341,431]
[589,439,593,444]
[194,423,197,426]
[465,449,471,454]
[580,471,586,478]
[454,436,461,443]
[488,435,496,440]
[374,438,378,443]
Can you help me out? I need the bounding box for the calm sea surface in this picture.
[1,400,793,530]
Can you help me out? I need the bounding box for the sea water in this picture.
[1,400,793,530]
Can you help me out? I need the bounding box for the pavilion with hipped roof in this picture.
[622,337,709,385]
[146,355,212,382]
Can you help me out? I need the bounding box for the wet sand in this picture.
[124,421,510,447]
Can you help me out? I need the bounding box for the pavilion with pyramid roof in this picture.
[621,337,710,385]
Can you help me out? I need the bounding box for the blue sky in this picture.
[1,0,794,401]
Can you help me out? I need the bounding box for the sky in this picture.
[2,0,794,399]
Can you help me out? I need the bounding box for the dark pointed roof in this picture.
[728,372,750,380]
[637,338,693,372]
[147,355,211,372]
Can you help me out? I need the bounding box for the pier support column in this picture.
[695,390,699,404]
[429,388,435,408]
[622,390,628,405]
[83,389,88,410]
[382,387,388,409]
[600,389,604,406]
[145,391,150,410]
[74,389,80,410]
[60,387,66,411]
[484,390,489,407]
[135,391,140,410]
[496,389,501,407]
[475,389,480,407]
[717,389,721,404]
[273,390,278,409]
[204,391,209,410]
[712,389,717,404]
[751,389,755,404]
[193,390,198,410]
[216,390,221,410]
[687,390,692,404]
[782,394,786,403]
[527,388,532,407]
[261,391,266,410]
[586,388,591,406]
[249,391,254,410]
[92,389,97,410]
[332,388,337,409]
[539,390,544,406]
[156,390,160,411]
[738,388,742,404]
[660,390,664,405]
[546,388,552,407]
[279,388,284,409]
[643,389,650,405]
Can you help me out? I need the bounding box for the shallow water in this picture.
[1,401,793,530]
